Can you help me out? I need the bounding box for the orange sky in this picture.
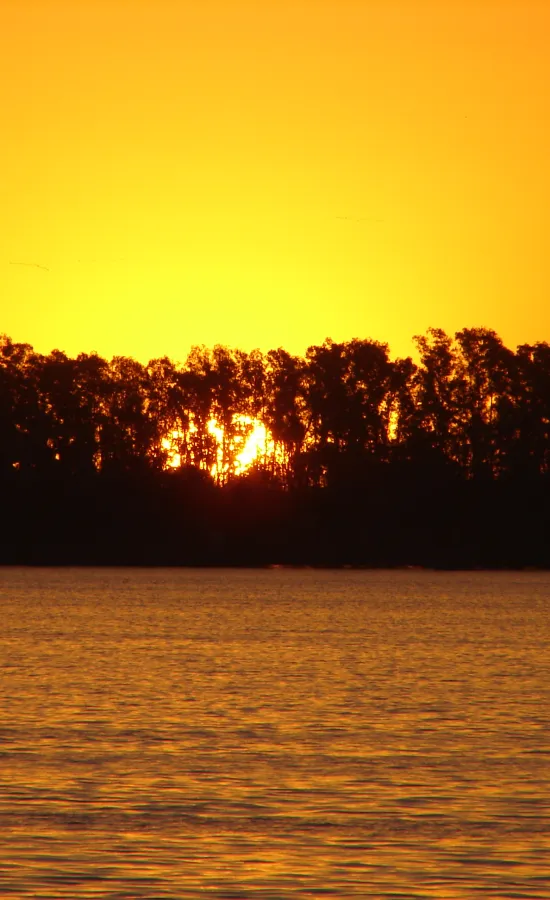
[1,0,549,363]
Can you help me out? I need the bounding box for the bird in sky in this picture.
[9,261,49,271]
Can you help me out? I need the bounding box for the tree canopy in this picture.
[2,327,550,567]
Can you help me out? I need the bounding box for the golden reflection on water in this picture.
[0,568,549,898]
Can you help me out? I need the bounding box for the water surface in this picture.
[1,567,549,897]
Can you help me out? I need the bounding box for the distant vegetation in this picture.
[1,327,550,567]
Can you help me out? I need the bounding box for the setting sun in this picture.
[233,418,270,475]
[162,416,276,479]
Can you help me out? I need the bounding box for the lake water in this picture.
[0,567,549,898]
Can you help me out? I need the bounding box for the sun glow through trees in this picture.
[162,415,276,481]
[232,418,272,475]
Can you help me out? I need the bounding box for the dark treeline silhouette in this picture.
[2,327,550,567]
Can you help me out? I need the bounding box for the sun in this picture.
[162,415,272,478]
[234,419,269,475]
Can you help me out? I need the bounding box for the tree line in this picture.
[1,327,550,567]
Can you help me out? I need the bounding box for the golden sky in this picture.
[1,0,549,363]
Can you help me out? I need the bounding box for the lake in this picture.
[0,567,549,898]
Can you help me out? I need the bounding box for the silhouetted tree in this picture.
[515,341,550,476]
[2,325,550,567]
[453,327,517,477]
[263,348,307,485]
[413,327,460,466]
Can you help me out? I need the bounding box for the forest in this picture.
[1,326,550,567]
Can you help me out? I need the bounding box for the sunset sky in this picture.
[1,0,549,363]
